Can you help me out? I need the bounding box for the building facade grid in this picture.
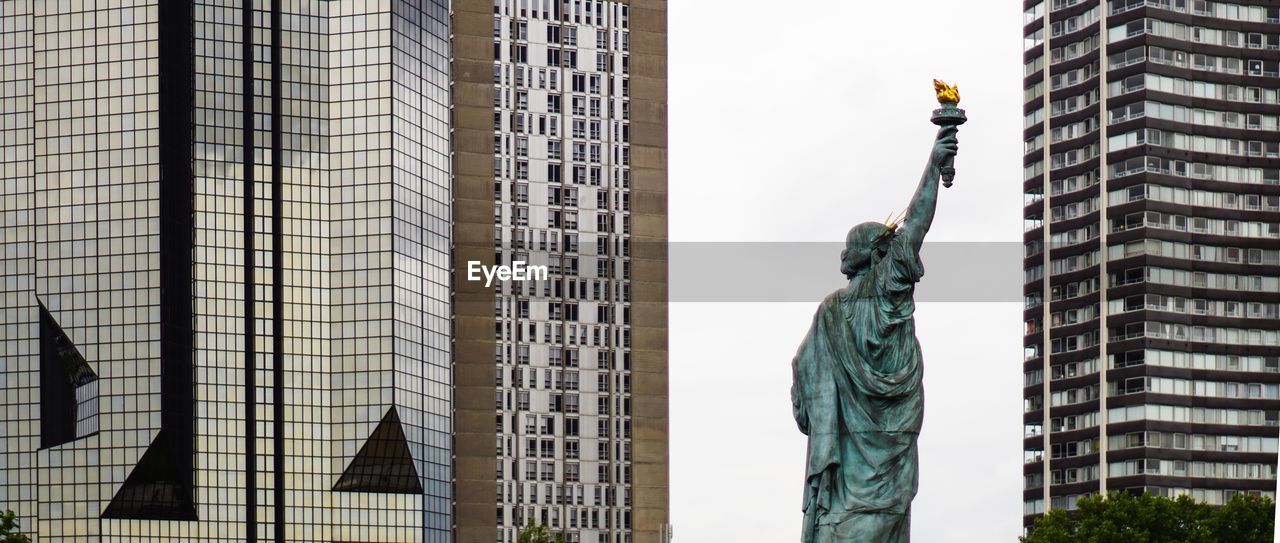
[1022,0,1280,528]
[0,1,454,541]
[489,1,635,542]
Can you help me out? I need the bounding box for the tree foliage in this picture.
[0,510,31,543]
[1021,492,1275,543]
[517,523,565,543]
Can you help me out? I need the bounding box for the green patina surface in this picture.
[791,113,961,543]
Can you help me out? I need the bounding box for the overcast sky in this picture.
[668,1,1027,540]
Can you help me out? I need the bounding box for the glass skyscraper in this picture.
[1021,0,1280,529]
[0,1,453,541]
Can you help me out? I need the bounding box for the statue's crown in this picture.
[875,210,906,248]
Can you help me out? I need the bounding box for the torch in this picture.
[930,79,966,188]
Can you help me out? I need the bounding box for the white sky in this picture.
[668,1,1027,540]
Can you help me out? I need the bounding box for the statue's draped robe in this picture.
[792,236,925,543]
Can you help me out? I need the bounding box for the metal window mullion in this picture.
[242,0,259,538]
[1041,0,1053,515]
[1097,0,1111,498]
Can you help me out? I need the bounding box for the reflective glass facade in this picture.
[1021,0,1280,527]
[0,1,452,541]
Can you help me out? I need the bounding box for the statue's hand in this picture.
[931,126,959,170]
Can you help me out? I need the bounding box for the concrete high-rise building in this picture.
[0,1,666,542]
[452,2,669,543]
[1021,0,1280,528]
[0,1,453,541]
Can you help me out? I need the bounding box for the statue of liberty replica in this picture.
[791,81,965,543]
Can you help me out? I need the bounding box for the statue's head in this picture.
[841,221,897,279]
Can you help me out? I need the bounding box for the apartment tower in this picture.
[1022,0,1280,528]
[0,1,453,541]
[452,1,668,543]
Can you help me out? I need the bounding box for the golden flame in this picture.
[934,79,960,104]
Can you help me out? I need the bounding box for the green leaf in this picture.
[0,510,32,543]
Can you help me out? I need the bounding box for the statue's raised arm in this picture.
[899,126,958,253]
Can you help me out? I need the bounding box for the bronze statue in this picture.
[790,82,963,542]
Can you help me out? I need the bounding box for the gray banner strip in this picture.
[668,242,1024,303]
[460,241,1025,303]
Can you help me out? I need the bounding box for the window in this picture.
[39,304,99,448]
